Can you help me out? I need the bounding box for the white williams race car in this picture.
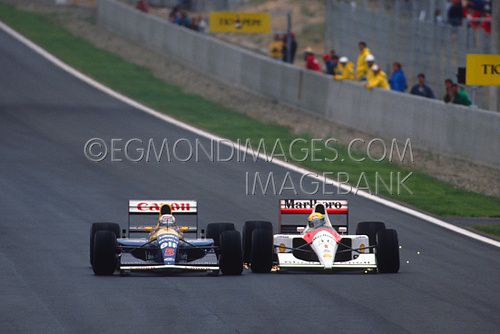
[242,199,400,273]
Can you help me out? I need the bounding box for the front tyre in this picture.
[90,222,120,265]
[92,230,118,276]
[206,222,235,247]
[356,221,386,251]
[250,228,274,273]
[376,229,400,273]
[219,230,243,275]
[242,221,273,263]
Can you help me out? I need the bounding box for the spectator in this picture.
[334,56,355,81]
[329,49,336,60]
[168,5,180,23]
[136,0,149,13]
[481,12,491,33]
[189,16,199,31]
[467,0,485,29]
[364,54,376,82]
[364,64,389,90]
[443,78,454,103]
[410,73,435,99]
[389,62,408,92]
[176,10,191,27]
[269,34,284,61]
[197,16,208,33]
[451,84,472,106]
[448,0,465,26]
[434,9,444,24]
[282,33,298,64]
[331,55,339,74]
[322,54,335,75]
[356,41,373,80]
[304,47,321,72]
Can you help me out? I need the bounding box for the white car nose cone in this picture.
[309,230,338,269]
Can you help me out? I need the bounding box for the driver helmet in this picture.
[159,214,176,228]
[308,212,326,229]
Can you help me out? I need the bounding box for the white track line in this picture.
[1,20,498,248]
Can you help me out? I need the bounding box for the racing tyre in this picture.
[376,229,400,273]
[90,222,121,265]
[242,221,273,263]
[206,222,235,247]
[356,221,386,251]
[250,228,274,273]
[219,230,243,275]
[92,230,118,276]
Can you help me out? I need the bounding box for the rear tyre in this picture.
[90,223,120,265]
[250,228,274,273]
[92,230,118,276]
[356,221,386,251]
[242,221,273,263]
[206,222,235,247]
[376,229,400,273]
[219,230,243,275]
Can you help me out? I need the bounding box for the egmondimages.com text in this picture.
[84,137,414,196]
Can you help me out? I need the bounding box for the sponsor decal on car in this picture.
[303,228,341,244]
[279,199,348,214]
[157,233,179,264]
[164,248,175,257]
[129,200,197,213]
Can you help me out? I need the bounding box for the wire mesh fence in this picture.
[325,0,492,109]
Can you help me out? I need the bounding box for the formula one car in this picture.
[90,200,243,276]
[242,199,400,273]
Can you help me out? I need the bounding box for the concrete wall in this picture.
[98,0,500,169]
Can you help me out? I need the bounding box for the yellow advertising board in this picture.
[209,12,271,34]
[466,54,500,86]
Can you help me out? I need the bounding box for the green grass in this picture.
[1,3,499,217]
[472,225,500,238]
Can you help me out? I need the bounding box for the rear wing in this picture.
[128,200,198,237]
[278,199,349,234]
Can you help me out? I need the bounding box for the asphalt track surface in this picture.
[0,27,499,334]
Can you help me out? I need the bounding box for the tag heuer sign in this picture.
[209,12,271,34]
[466,54,500,86]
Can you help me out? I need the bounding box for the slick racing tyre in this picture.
[206,222,235,247]
[219,230,243,275]
[376,229,400,273]
[242,221,273,263]
[356,221,386,252]
[90,222,120,265]
[250,228,274,273]
[92,230,118,276]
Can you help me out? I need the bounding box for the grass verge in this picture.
[0,3,499,217]
[472,225,500,238]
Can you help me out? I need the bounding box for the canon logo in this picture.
[137,202,191,212]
